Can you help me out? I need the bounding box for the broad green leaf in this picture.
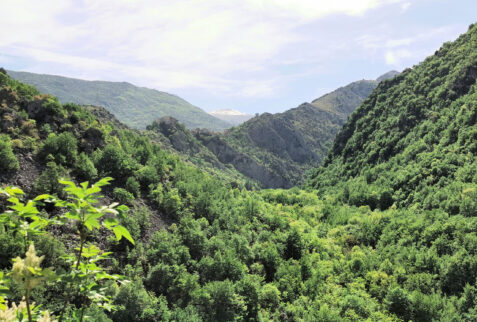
[59,179,76,188]
[4,187,24,196]
[103,217,118,229]
[113,225,134,245]
[7,197,20,205]
[84,213,102,230]
[95,177,113,187]
[86,186,101,195]
[33,194,54,201]
[65,212,81,220]
[80,181,89,190]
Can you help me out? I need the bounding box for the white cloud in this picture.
[385,49,412,65]
[401,2,411,10]
[0,0,408,96]
[355,24,464,68]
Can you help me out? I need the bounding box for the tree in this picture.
[385,287,412,321]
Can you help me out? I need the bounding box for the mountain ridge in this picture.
[7,70,231,131]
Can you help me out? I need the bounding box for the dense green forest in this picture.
[7,71,231,131]
[0,24,476,322]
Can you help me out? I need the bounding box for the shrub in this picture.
[96,144,136,180]
[42,96,63,115]
[137,165,160,190]
[126,177,140,197]
[112,280,168,321]
[113,188,135,205]
[0,135,19,173]
[259,283,281,310]
[75,152,97,181]
[34,161,68,196]
[39,132,78,166]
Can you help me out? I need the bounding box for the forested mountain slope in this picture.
[7,70,231,131]
[308,23,477,212]
[198,73,397,188]
[0,25,476,322]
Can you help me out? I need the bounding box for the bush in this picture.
[163,188,182,218]
[75,152,97,181]
[259,283,281,310]
[39,132,78,166]
[42,96,63,115]
[113,188,135,205]
[137,165,160,190]
[96,144,136,180]
[34,161,68,196]
[0,135,19,173]
[112,280,167,322]
[126,177,141,197]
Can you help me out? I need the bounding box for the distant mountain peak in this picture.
[209,109,253,126]
[210,109,249,116]
[376,70,400,82]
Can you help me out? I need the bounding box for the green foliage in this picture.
[113,187,135,205]
[96,144,137,181]
[0,27,476,321]
[385,287,412,321]
[75,152,97,181]
[0,179,134,320]
[112,280,168,321]
[0,134,19,173]
[125,176,140,197]
[34,161,68,196]
[39,132,78,166]
[308,24,477,213]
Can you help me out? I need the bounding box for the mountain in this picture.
[6,69,398,188]
[144,116,256,187]
[7,70,231,131]
[196,72,398,188]
[1,24,476,321]
[308,24,477,212]
[209,109,253,125]
[376,70,400,82]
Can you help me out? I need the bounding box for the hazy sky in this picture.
[1,0,475,114]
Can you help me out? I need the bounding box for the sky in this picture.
[0,0,476,114]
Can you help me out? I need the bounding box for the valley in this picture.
[0,19,475,322]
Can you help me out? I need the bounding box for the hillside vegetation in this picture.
[7,70,231,131]
[308,24,477,211]
[0,24,476,322]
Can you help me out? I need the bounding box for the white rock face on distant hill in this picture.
[209,109,253,126]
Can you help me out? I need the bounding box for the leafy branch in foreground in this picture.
[0,178,135,321]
